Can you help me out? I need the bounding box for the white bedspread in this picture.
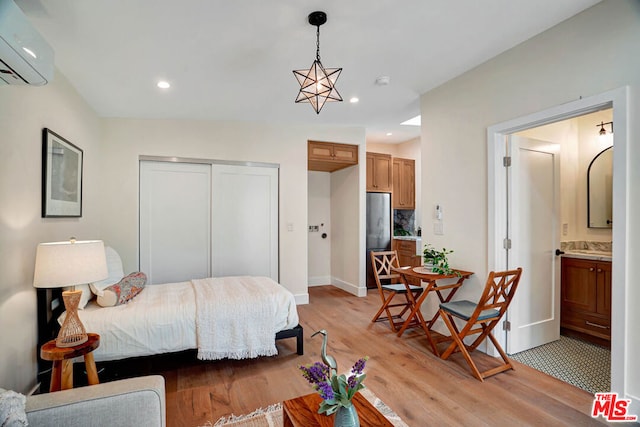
[76,276,299,362]
[192,276,281,360]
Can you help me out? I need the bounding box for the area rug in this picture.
[207,388,408,427]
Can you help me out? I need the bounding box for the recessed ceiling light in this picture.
[401,115,421,126]
[157,81,171,89]
[22,47,37,59]
[349,97,359,103]
[386,132,393,136]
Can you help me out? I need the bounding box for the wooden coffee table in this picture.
[283,392,393,426]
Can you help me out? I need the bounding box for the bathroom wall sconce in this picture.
[597,121,613,135]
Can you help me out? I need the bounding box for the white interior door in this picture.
[139,161,211,284]
[507,136,561,354]
[211,164,279,281]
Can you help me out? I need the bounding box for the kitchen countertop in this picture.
[562,250,612,262]
[393,236,421,241]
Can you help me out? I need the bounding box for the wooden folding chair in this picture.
[370,250,423,332]
[438,268,523,381]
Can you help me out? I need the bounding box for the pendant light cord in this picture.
[316,25,321,62]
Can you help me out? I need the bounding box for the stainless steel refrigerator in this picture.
[366,192,392,288]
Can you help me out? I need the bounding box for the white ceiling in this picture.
[20,0,601,144]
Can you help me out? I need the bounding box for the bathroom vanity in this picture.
[560,248,611,346]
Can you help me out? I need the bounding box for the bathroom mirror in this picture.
[587,146,613,228]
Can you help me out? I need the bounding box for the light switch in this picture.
[562,223,568,236]
[287,222,294,232]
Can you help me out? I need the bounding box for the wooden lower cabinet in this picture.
[560,257,611,344]
[392,239,421,267]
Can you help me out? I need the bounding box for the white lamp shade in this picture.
[33,240,109,288]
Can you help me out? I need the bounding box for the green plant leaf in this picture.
[318,401,338,415]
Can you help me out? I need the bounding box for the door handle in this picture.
[555,249,565,256]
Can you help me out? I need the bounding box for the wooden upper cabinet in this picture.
[308,141,358,172]
[393,158,415,209]
[366,152,392,192]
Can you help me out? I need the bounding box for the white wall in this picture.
[308,171,331,285]
[517,109,613,242]
[420,0,640,407]
[0,72,102,392]
[575,112,614,241]
[330,162,364,295]
[99,119,365,302]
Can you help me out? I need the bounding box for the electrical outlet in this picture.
[434,222,444,235]
[287,222,294,232]
[308,225,319,232]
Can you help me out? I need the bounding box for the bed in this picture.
[37,248,303,367]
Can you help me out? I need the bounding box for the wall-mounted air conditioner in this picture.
[0,0,54,85]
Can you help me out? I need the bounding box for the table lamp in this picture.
[33,238,108,348]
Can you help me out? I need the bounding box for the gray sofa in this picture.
[25,375,165,427]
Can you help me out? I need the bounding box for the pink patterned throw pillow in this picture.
[96,272,147,307]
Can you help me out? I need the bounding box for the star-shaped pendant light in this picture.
[293,11,343,114]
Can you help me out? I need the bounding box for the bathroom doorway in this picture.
[487,87,627,394]
[504,109,613,393]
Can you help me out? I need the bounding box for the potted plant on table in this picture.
[299,358,368,416]
[299,330,368,426]
[423,243,456,275]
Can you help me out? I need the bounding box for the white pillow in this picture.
[77,284,93,309]
[90,246,124,297]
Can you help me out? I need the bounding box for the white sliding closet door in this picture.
[211,164,279,281]
[139,161,211,284]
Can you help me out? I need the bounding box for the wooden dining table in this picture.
[391,266,473,356]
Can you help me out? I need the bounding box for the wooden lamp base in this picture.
[56,289,88,348]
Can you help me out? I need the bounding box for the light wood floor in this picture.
[104,285,610,426]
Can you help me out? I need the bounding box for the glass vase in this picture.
[334,404,359,427]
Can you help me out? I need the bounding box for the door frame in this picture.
[487,87,628,395]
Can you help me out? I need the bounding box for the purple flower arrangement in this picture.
[299,356,369,415]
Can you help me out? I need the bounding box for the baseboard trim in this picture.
[331,277,367,297]
[294,293,309,305]
[308,276,331,286]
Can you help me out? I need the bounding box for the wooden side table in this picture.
[283,392,393,426]
[40,333,100,392]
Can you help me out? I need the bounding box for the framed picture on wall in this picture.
[42,128,83,217]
